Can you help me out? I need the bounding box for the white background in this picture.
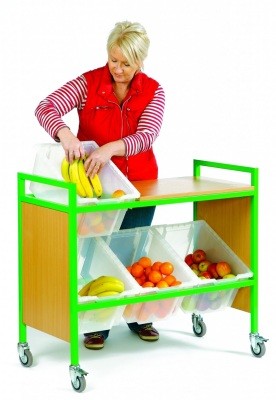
[1,1,275,399]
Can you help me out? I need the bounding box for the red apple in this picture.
[207,263,219,279]
[190,263,199,271]
[216,261,231,277]
[192,249,206,263]
[198,260,211,272]
[200,271,213,279]
[184,253,194,266]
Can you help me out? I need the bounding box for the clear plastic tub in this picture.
[154,220,253,313]
[30,141,140,237]
[105,227,199,323]
[77,237,140,333]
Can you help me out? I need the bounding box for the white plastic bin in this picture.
[30,141,140,237]
[154,220,253,313]
[105,227,199,323]
[77,237,140,333]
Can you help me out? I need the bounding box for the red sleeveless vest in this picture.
[77,65,159,180]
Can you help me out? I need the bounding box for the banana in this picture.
[61,157,70,182]
[89,173,103,198]
[97,291,121,297]
[78,275,125,297]
[69,159,87,197]
[88,275,124,291]
[78,281,92,296]
[77,159,94,198]
[88,280,125,296]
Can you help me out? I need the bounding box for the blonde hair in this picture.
[107,21,150,68]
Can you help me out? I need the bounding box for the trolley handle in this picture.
[193,159,258,187]
[17,172,77,207]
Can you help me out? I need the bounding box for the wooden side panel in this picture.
[197,197,251,312]
[22,203,70,341]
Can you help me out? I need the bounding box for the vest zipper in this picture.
[108,98,131,178]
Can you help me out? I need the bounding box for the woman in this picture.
[35,21,165,350]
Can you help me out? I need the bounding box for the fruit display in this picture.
[78,275,125,297]
[61,157,103,198]
[126,256,182,288]
[78,212,108,236]
[184,249,235,280]
[123,298,177,323]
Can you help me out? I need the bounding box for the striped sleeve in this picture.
[34,75,87,139]
[123,85,165,156]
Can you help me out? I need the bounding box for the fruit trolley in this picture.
[17,159,268,392]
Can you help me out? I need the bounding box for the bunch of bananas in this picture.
[61,157,103,198]
[78,275,125,297]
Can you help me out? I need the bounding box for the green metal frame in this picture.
[18,159,258,367]
[193,159,258,333]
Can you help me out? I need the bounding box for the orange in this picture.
[144,266,152,276]
[138,256,152,268]
[111,189,126,198]
[92,222,106,233]
[156,280,169,288]
[142,281,155,288]
[131,263,144,278]
[160,261,174,276]
[164,274,176,286]
[170,280,182,286]
[139,274,147,284]
[78,223,91,236]
[126,265,132,273]
[135,277,144,285]
[151,261,162,271]
[90,212,103,226]
[148,270,162,284]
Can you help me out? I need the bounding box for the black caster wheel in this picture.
[192,320,207,337]
[251,342,266,358]
[19,348,33,367]
[71,375,86,392]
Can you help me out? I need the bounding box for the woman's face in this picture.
[108,46,139,85]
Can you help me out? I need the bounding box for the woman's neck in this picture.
[113,82,129,104]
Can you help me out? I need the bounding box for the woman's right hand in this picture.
[57,127,85,163]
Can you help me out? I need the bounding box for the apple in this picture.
[198,260,211,272]
[216,261,231,277]
[207,292,219,301]
[207,263,219,279]
[191,268,200,276]
[192,249,206,263]
[190,263,199,271]
[222,273,236,279]
[90,212,103,226]
[182,296,197,311]
[199,271,213,279]
[184,253,194,266]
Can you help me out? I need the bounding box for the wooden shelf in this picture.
[132,177,253,201]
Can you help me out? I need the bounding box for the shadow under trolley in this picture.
[17,159,268,392]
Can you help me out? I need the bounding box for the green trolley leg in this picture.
[249,168,268,357]
[17,175,33,367]
[68,191,88,392]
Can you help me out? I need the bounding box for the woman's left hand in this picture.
[84,147,111,177]
[84,140,126,177]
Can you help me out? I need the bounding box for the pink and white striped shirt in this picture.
[35,74,165,156]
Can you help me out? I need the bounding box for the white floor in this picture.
[4,305,274,400]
